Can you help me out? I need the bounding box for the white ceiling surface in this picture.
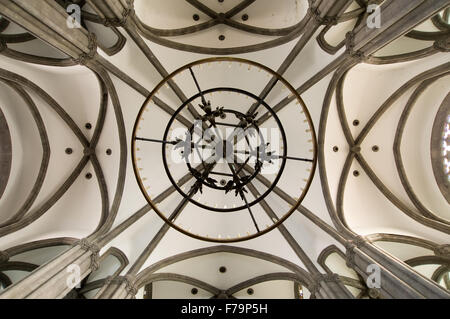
[135,0,308,49]
[1,22,68,59]
[143,280,300,299]
[138,252,310,299]
[150,280,296,299]
[325,52,450,243]
[101,26,347,274]
[156,253,291,286]
[402,76,450,220]
[0,0,448,292]
[0,55,106,249]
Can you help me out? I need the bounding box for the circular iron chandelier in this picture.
[132,57,317,242]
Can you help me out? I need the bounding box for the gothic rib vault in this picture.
[0,0,449,299]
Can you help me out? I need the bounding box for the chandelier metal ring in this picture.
[132,57,317,243]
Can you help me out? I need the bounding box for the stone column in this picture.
[339,0,450,63]
[0,0,102,299]
[333,0,450,299]
[353,0,450,55]
[0,239,100,299]
[295,0,450,94]
[0,0,95,61]
[346,237,450,299]
[88,0,357,300]
[0,0,134,299]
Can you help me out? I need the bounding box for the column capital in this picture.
[322,273,341,283]
[314,273,341,284]
[344,235,367,268]
[77,238,100,254]
[434,38,450,53]
[434,244,450,258]
[368,288,381,299]
[308,281,322,298]
[72,33,98,65]
[102,0,135,28]
[124,274,138,297]
[76,238,101,271]
[345,249,356,268]
[105,275,138,297]
[345,32,367,62]
[347,235,367,248]
[307,7,324,24]
[323,15,339,26]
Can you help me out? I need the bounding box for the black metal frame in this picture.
[161,87,288,213]
[131,57,318,243]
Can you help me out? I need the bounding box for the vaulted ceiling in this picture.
[0,0,449,299]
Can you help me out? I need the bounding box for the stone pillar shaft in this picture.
[0,239,99,299]
[312,274,354,299]
[346,239,450,299]
[0,0,449,300]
